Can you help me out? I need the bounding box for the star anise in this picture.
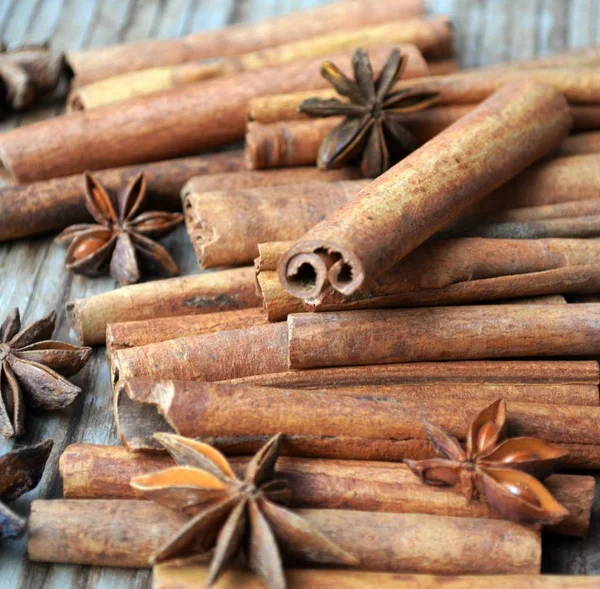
[299,48,440,177]
[404,399,569,527]
[0,439,52,538]
[56,172,184,286]
[0,308,91,439]
[0,43,65,113]
[131,433,356,589]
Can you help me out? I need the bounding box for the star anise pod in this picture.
[0,42,65,113]
[299,48,440,177]
[404,399,569,527]
[131,433,357,589]
[0,439,52,538]
[56,172,184,286]
[0,308,91,439]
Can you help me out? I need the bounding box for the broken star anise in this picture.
[0,43,65,113]
[0,439,53,538]
[404,399,569,527]
[0,308,91,439]
[131,433,356,589]
[299,47,439,177]
[56,172,184,286]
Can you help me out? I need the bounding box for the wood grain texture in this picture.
[0,0,599,586]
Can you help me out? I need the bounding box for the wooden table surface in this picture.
[0,0,598,586]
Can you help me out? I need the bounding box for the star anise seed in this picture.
[56,172,184,286]
[0,308,91,439]
[404,399,569,527]
[0,439,53,538]
[299,48,440,177]
[131,433,357,589]
[0,43,65,113]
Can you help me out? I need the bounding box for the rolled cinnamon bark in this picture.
[153,567,597,589]
[0,151,244,242]
[67,267,260,346]
[257,239,600,320]
[287,305,600,369]
[110,303,600,385]
[184,180,368,268]
[105,307,266,359]
[278,82,572,299]
[28,500,540,574]
[67,0,426,86]
[0,48,428,184]
[60,444,593,537]
[227,360,599,387]
[114,380,600,469]
[110,322,288,387]
[68,19,447,110]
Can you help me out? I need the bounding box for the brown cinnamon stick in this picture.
[110,304,600,385]
[67,0,426,86]
[28,500,540,574]
[0,151,244,242]
[114,380,600,469]
[67,267,260,346]
[69,18,447,110]
[184,180,368,268]
[257,239,600,320]
[0,48,428,184]
[105,307,266,359]
[153,567,597,589]
[59,444,593,537]
[287,305,600,369]
[278,82,571,299]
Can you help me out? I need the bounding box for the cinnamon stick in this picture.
[59,444,593,537]
[184,180,368,268]
[0,48,428,184]
[110,304,600,385]
[28,500,540,574]
[153,567,596,589]
[69,18,447,110]
[0,151,244,242]
[257,239,600,320]
[105,307,266,359]
[278,82,571,299]
[114,380,600,469]
[287,305,600,369]
[67,267,260,346]
[67,0,426,86]
[228,360,599,387]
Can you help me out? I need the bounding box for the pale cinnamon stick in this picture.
[257,239,600,320]
[28,500,540,574]
[114,380,600,469]
[278,82,571,299]
[105,307,266,359]
[67,267,260,346]
[68,19,447,110]
[67,0,426,86]
[0,151,244,242]
[153,567,597,589]
[59,444,593,537]
[0,48,428,184]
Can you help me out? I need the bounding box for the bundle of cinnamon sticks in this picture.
[14,0,600,584]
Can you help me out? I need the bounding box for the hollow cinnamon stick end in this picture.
[182,192,219,268]
[65,299,87,345]
[278,240,365,301]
